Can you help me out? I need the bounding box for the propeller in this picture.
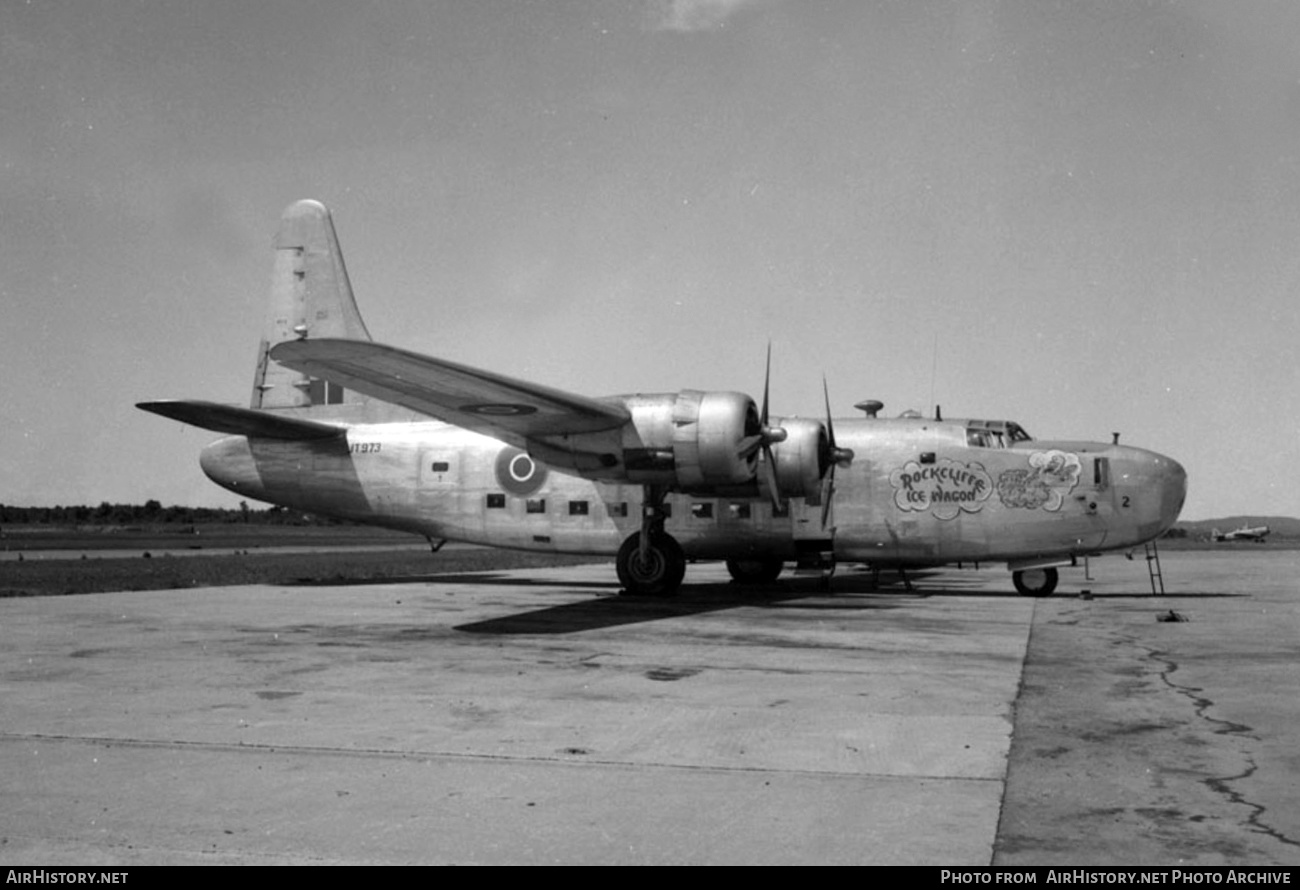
[819,377,855,529]
[735,344,787,510]
[737,345,788,451]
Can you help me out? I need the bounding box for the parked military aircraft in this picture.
[1213,524,1270,543]
[139,200,1187,597]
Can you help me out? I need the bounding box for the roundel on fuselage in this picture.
[494,446,548,496]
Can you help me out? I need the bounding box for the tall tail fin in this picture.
[251,200,372,410]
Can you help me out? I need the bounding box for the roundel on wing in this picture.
[494,446,548,496]
[462,403,538,416]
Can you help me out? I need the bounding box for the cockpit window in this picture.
[966,428,1005,448]
[1006,422,1032,442]
[966,420,1033,447]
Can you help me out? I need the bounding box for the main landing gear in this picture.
[616,532,685,596]
[1012,567,1059,597]
[616,485,686,596]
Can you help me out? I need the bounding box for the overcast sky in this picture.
[3,0,1298,520]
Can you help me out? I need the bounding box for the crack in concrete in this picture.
[1146,644,1300,851]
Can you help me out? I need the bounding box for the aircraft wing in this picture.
[137,400,345,440]
[269,339,632,440]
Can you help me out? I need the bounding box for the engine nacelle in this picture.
[771,417,829,501]
[621,390,760,490]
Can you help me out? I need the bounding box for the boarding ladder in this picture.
[1144,541,1165,596]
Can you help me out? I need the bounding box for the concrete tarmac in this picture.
[2,551,1298,865]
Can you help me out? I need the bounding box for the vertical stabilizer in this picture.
[251,200,372,409]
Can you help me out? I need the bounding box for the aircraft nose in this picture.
[1155,453,1188,530]
[1122,448,1186,540]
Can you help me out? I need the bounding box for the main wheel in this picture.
[1012,567,1059,597]
[725,557,784,585]
[616,533,686,596]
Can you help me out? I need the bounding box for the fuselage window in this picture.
[728,503,751,520]
[691,502,714,519]
[526,498,546,514]
[606,502,628,518]
[308,378,345,406]
[430,461,450,473]
[486,493,506,509]
[568,500,589,516]
[1093,457,1110,490]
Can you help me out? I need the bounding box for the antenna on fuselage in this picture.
[928,333,940,415]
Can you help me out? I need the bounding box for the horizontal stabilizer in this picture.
[269,338,631,440]
[137,400,346,440]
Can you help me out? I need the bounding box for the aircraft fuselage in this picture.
[200,413,1186,568]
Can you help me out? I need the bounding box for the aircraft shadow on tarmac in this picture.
[447,567,1067,635]
[293,571,616,591]
[289,567,1241,635]
[453,581,915,635]
[465,588,1240,636]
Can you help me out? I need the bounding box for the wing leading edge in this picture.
[269,339,631,446]
[136,400,345,440]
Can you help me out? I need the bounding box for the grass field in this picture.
[0,525,599,597]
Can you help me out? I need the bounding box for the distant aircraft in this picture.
[1213,525,1270,543]
[139,200,1187,597]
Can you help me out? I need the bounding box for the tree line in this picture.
[0,501,335,526]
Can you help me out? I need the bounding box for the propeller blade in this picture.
[822,377,854,469]
[820,475,835,528]
[759,343,786,443]
[736,433,763,459]
[819,377,854,530]
[823,376,835,448]
[742,342,785,460]
[758,444,783,511]
[755,345,785,510]
[762,342,771,429]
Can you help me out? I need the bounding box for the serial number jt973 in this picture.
[349,442,382,454]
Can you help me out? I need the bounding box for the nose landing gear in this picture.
[1012,567,1059,597]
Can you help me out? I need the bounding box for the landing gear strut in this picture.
[1012,567,1059,597]
[616,485,686,596]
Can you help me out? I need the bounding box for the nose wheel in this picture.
[1012,567,1059,597]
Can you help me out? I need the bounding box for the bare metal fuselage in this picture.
[200,413,1185,568]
